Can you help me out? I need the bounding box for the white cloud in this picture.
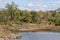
[0,0,6,4]
[37,5,42,7]
[0,0,2,3]
[55,1,60,4]
[28,3,48,8]
[37,4,48,8]
[4,2,13,5]
[50,1,60,6]
[28,3,34,7]
[43,5,48,7]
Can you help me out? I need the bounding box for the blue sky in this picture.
[0,0,60,11]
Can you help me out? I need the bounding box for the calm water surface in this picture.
[15,32,60,40]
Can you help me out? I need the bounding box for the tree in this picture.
[23,10,32,23]
[6,2,18,21]
[30,11,39,23]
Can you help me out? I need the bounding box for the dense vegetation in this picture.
[0,2,60,26]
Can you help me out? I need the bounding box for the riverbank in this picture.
[0,23,60,32]
[18,23,60,32]
[0,23,60,40]
[0,24,22,40]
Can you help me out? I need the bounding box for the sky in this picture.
[0,0,60,11]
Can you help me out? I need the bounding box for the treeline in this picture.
[0,2,60,26]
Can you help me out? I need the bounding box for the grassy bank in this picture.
[7,23,60,32]
[19,25,60,32]
[0,23,60,33]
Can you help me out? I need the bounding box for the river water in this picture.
[15,32,60,40]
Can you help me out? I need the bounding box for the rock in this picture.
[7,33,22,39]
[15,34,22,39]
[0,38,4,40]
[4,38,9,40]
[0,38,9,40]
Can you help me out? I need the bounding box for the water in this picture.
[15,32,60,40]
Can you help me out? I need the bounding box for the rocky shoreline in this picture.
[0,33,22,40]
[0,24,22,40]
